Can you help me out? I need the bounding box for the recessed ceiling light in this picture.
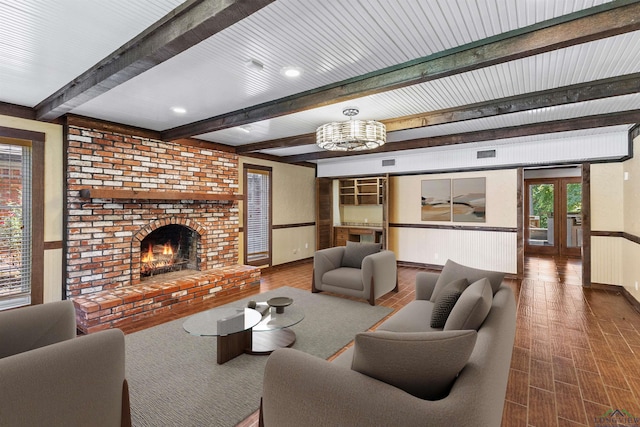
[280,66,303,78]
[171,106,187,114]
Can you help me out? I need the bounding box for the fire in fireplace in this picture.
[140,224,199,278]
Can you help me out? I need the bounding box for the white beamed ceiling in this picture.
[0,0,187,107]
[1,0,638,169]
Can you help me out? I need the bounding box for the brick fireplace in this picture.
[65,121,259,333]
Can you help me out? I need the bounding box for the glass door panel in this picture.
[563,181,582,256]
[527,183,556,251]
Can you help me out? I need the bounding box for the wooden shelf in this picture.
[79,188,242,201]
[338,177,384,205]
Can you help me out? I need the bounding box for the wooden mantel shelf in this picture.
[79,188,242,201]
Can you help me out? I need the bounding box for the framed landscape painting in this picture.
[421,179,451,221]
[452,178,486,222]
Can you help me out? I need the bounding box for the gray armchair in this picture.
[312,242,398,305]
[0,300,131,427]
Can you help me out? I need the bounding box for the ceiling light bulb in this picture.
[171,106,187,114]
[280,66,302,78]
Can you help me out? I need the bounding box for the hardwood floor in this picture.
[119,257,640,427]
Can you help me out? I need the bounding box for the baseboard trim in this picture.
[396,260,520,280]
[591,282,640,313]
[261,257,312,273]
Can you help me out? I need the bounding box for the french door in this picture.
[525,177,582,257]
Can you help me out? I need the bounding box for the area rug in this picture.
[125,287,393,427]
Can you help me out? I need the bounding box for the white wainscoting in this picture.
[622,238,640,302]
[591,236,623,286]
[390,227,517,274]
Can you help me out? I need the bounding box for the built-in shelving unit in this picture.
[339,177,384,205]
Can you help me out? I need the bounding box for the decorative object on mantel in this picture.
[79,188,242,201]
[316,107,386,151]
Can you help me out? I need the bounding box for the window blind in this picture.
[246,169,269,261]
[0,142,32,309]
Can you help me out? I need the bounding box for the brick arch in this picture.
[133,217,208,242]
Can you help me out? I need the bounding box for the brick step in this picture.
[72,265,260,334]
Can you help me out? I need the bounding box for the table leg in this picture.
[217,328,252,364]
[247,329,296,355]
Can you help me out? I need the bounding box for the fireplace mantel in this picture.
[79,188,242,201]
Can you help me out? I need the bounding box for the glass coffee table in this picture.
[183,301,304,364]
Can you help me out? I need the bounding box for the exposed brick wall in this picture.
[65,125,240,298]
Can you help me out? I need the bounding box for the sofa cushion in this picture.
[430,278,469,328]
[430,259,505,302]
[444,278,493,331]
[322,267,364,291]
[351,330,477,400]
[377,300,438,332]
[341,241,382,268]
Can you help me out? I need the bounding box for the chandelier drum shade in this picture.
[316,107,386,151]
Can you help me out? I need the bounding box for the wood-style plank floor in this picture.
[119,256,640,427]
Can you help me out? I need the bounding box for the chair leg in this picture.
[393,272,399,292]
[311,270,320,293]
[369,277,375,306]
[259,398,265,427]
[121,379,132,427]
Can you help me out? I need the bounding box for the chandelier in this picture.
[316,107,386,151]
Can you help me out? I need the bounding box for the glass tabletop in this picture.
[253,305,304,332]
[183,307,262,336]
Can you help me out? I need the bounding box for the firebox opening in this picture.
[140,224,199,279]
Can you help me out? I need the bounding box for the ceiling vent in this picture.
[477,149,496,159]
[381,159,396,167]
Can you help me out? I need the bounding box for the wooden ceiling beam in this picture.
[280,110,640,163]
[235,72,640,153]
[162,1,640,141]
[35,0,274,121]
[0,101,36,121]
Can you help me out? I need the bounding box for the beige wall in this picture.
[591,134,640,303]
[590,163,624,286]
[624,136,640,237]
[591,163,624,232]
[340,205,383,225]
[389,169,519,273]
[0,114,64,303]
[238,157,316,266]
[622,135,640,301]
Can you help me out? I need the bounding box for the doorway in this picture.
[525,176,582,257]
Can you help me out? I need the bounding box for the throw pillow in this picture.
[341,241,382,268]
[444,278,493,331]
[430,278,469,328]
[351,330,477,400]
[430,259,505,302]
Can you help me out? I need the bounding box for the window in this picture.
[244,165,272,266]
[0,140,32,309]
[0,128,44,309]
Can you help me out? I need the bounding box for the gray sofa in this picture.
[312,241,398,305]
[261,260,517,427]
[0,300,131,427]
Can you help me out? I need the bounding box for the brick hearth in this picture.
[73,265,260,334]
